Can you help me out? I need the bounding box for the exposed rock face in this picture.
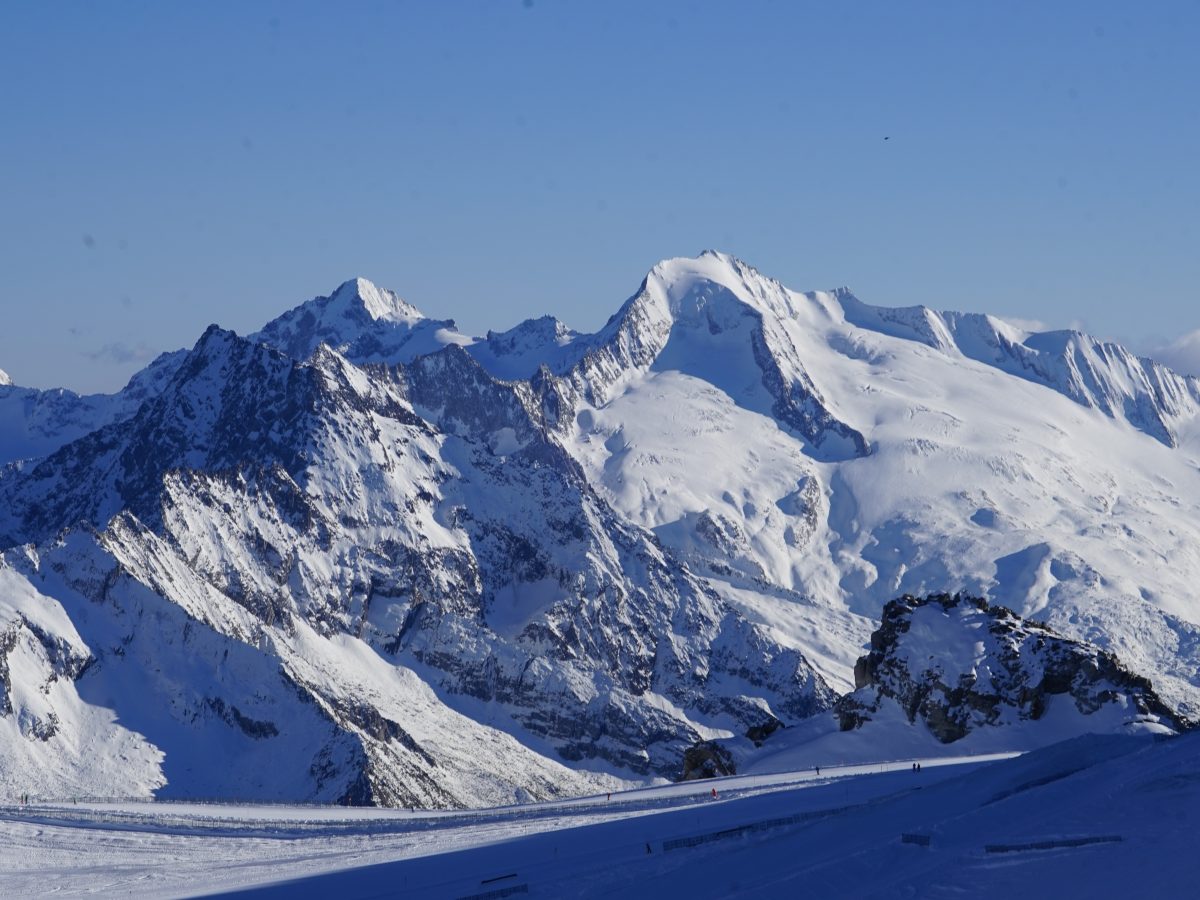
[679,739,736,781]
[745,717,783,747]
[837,594,1189,742]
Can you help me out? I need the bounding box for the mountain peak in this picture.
[0,367,11,387]
[190,323,240,357]
[485,315,576,349]
[641,251,799,324]
[329,277,424,324]
[249,278,460,366]
[646,250,744,287]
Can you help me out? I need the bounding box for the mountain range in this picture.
[1,251,1197,806]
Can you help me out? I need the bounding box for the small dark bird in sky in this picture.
[884,136,890,141]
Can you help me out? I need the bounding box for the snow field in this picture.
[0,750,1012,898]
[3,731,1191,899]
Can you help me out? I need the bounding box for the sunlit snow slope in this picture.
[1,251,1198,808]
[528,253,1200,716]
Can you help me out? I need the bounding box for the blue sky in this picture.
[2,1,1198,391]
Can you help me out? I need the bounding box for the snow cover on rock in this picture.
[836,593,1184,743]
[539,254,1200,717]
[465,315,583,381]
[0,317,832,804]
[0,350,187,466]
[1,252,1200,807]
[250,277,469,366]
[0,381,130,467]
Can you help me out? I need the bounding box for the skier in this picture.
[815,765,820,776]
[711,786,718,799]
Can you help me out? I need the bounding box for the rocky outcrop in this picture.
[679,739,736,781]
[837,593,1189,742]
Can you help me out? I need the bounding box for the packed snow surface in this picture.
[0,732,1193,898]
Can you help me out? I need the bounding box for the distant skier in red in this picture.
[711,787,718,799]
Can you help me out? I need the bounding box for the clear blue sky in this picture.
[2,1,1198,392]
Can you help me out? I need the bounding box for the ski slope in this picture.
[2,731,1194,898]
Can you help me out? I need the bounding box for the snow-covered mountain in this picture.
[250,276,470,365]
[0,350,186,466]
[0,311,833,803]
[840,293,1200,447]
[1,251,1199,806]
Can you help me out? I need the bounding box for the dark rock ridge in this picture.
[837,593,1189,742]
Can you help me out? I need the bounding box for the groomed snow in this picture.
[2,731,1194,899]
